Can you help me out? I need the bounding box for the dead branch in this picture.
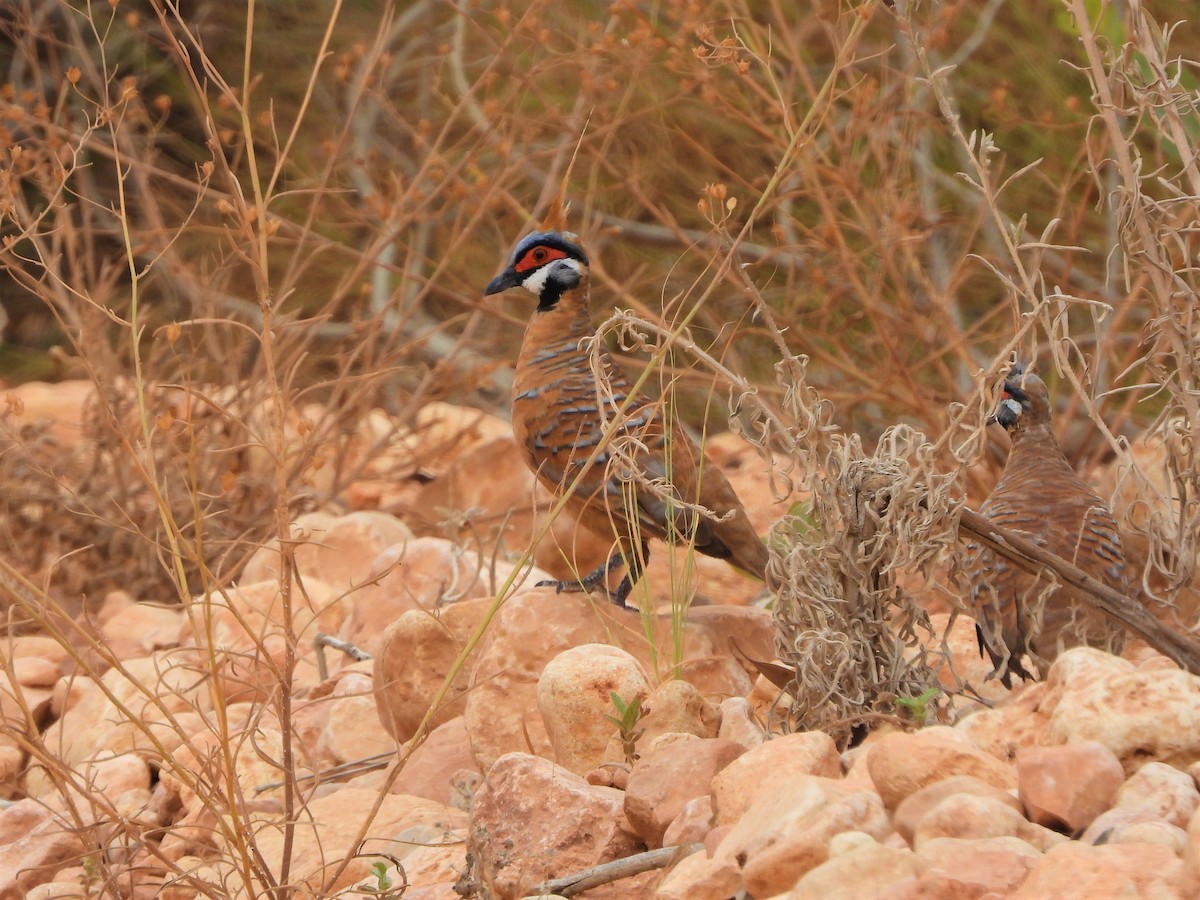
[529,843,703,897]
[958,507,1200,675]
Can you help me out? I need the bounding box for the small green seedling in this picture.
[604,691,645,765]
[894,687,941,726]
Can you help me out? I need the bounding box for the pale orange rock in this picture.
[373,597,490,742]
[390,717,481,806]
[28,654,206,784]
[159,710,292,817]
[662,795,715,848]
[465,589,750,771]
[894,774,1024,844]
[0,742,22,795]
[747,671,791,723]
[321,692,396,764]
[1044,646,1200,772]
[714,776,890,897]
[1012,840,1183,898]
[1016,741,1124,832]
[716,697,765,750]
[1113,760,1200,828]
[241,510,414,600]
[625,738,745,846]
[374,842,464,895]
[345,537,551,652]
[177,579,337,700]
[1107,819,1189,851]
[683,605,776,687]
[912,793,1067,852]
[396,402,514,478]
[912,835,1040,898]
[97,600,184,661]
[246,788,466,892]
[537,643,649,774]
[710,731,841,825]
[8,634,72,678]
[953,682,1053,765]
[24,881,89,900]
[787,838,921,899]
[0,800,87,898]
[1183,804,1200,896]
[469,753,640,899]
[465,590,641,769]
[6,380,92,444]
[866,727,1017,809]
[653,849,742,900]
[628,678,719,748]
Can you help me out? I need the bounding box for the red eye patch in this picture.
[514,245,568,273]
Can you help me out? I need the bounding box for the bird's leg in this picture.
[608,544,648,607]
[536,544,650,607]
[536,551,626,596]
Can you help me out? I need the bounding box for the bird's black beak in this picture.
[485,268,521,296]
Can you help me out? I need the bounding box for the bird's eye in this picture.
[533,248,548,262]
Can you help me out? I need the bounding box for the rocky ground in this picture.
[2,382,1200,899]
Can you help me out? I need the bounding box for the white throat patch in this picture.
[1000,397,1022,418]
[521,257,582,296]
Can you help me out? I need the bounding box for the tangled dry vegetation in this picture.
[1,0,1199,896]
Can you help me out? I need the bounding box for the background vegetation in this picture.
[3,0,1196,605]
[0,0,1197,892]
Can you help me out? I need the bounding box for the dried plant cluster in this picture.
[0,0,1196,893]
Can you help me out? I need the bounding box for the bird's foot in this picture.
[535,560,634,607]
[534,551,635,607]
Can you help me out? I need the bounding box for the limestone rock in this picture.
[714,775,890,897]
[29,653,206,780]
[469,753,641,899]
[95,595,184,662]
[0,800,86,898]
[465,591,640,768]
[178,579,337,700]
[912,835,1041,898]
[912,793,1067,852]
[653,849,741,900]
[241,510,413,597]
[537,644,649,774]
[710,731,841,825]
[624,679,719,757]
[716,697,765,750]
[346,537,552,652]
[866,726,1017,809]
[390,717,481,807]
[1113,760,1200,828]
[894,774,1024,844]
[1012,840,1183,898]
[661,795,715,848]
[1046,647,1200,772]
[1016,741,1124,832]
[320,680,396,765]
[373,597,490,742]
[1183,803,1200,896]
[247,788,467,892]
[624,738,745,846]
[789,838,922,899]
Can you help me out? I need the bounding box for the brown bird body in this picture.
[486,230,769,605]
[967,365,1127,685]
